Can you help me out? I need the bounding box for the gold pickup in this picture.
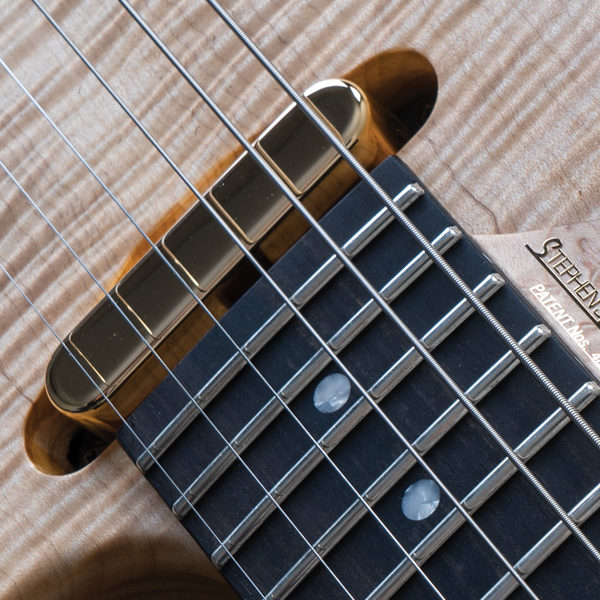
[45,79,405,437]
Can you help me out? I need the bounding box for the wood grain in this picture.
[1,0,599,598]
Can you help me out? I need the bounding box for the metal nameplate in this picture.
[526,238,600,327]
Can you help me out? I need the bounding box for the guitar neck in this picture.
[119,157,600,599]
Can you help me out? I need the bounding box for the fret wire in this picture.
[3,23,445,596]
[0,258,268,600]
[31,3,544,594]
[203,0,600,456]
[0,82,360,600]
[210,273,506,567]
[367,381,600,600]
[173,225,461,519]
[136,183,424,474]
[98,1,597,586]
[483,482,600,600]
[268,325,552,600]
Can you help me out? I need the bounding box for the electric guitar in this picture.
[1,1,600,599]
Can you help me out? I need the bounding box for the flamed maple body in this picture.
[1,1,600,599]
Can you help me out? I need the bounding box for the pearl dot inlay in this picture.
[401,479,441,521]
[313,373,351,413]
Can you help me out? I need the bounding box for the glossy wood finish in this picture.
[1,1,600,598]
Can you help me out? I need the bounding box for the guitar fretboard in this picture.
[119,157,600,599]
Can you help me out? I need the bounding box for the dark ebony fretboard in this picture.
[119,157,600,600]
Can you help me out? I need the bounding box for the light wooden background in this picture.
[1,0,599,598]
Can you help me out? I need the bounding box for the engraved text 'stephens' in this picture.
[526,238,600,327]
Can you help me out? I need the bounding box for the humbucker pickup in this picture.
[45,79,406,436]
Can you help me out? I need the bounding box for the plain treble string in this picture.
[16,5,480,599]
[0,150,368,598]
[31,1,571,594]
[0,60,368,600]
[0,242,268,599]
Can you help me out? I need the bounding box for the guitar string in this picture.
[0,259,270,599]
[114,0,600,568]
[26,3,547,595]
[29,0,595,591]
[200,0,600,455]
[0,59,445,600]
[0,157,358,600]
[17,0,592,592]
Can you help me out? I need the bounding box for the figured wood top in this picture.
[1,1,599,598]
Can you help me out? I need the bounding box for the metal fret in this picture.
[367,381,600,600]
[482,485,600,600]
[210,273,505,568]
[136,183,423,473]
[265,324,550,600]
[172,225,461,518]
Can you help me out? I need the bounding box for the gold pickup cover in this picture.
[46,79,404,436]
